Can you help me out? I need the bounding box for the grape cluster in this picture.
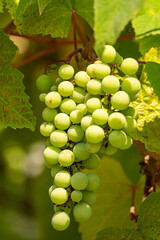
[36,45,141,231]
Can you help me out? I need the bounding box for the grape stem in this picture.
[130,186,138,222]
[138,61,146,65]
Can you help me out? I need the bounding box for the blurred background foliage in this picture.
[0,7,143,240]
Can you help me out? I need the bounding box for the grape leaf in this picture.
[132,0,160,39]
[73,0,94,27]
[37,0,51,15]
[0,0,3,12]
[94,0,144,54]
[96,192,160,240]
[3,0,19,18]
[0,29,36,130]
[139,35,160,55]
[79,156,144,240]
[14,0,72,38]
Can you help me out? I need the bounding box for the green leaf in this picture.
[94,0,144,54]
[139,35,160,55]
[73,0,94,27]
[0,0,3,12]
[96,192,160,240]
[0,29,36,130]
[144,62,160,99]
[132,0,160,39]
[37,0,51,14]
[14,0,72,38]
[4,0,19,18]
[79,156,144,240]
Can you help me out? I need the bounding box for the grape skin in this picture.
[40,122,55,137]
[74,71,90,87]
[76,104,87,115]
[86,174,100,191]
[102,75,120,94]
[101,45,116,63]
[105,143,117,156]
[42,107,58,122]
[86,142,101,153]
[121,58,139,75]
[71,172,88,190]
[93,63,111,79]
[60,98,76,115]
[73,142,90,161]
[58,149,75,167]
[73,202,92,222]
[108,112,126,130]
[92,109,108,125]
[54,170,71,188]
[111,91,130,110]
[54,113,71,130]
[71,190,83,202]
[39,93,46,102]
[87,79,102,95]
[44,146,61,165]
[81,115,93,131]
[71,87,86,103]
[108,130,127,148]
[67,125,84,142]
[58,81,74,97]
[86,98,102,113]
[58,64,74,80]
[51,211,70,231]
[70,110,83,124]
[51,188,68,205]
[45,91,62,108]
[82,190,96,206]
[51,164,62,178]
[83,154,100,170]
[121,77,141,96]
[119,135,133,150]
[85,125,104,143]
[86,64,95,78]
[36,74,53,92]
[50,130,68,148]
[122,116,137,134]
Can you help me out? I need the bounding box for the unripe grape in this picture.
[87,79,102,95]
[51,85,58,91]
[119,135,133,150]
[67,125,84,142]
[92,109,108,125]
[101,45,116,63]
[81,115,93,131]
[51,188,68,205]
[51,164,62,178]
[86,142,101,153]
[111,91,130,110]
[71,190,83,202]
[108,130,127,148]
[50,130,68,148]
[74,71,90,87]
[71,87,86,103]
[44,146,61,165]
[85,93,100,102]
[54,170,71,188]
[58,64,74,79]
[94,60,102,64]
[39,93,46,102]
[60,98,76,114]
[36,74,53,92]
[73,142,90,161]
[55,77,62,85]
[93,63,111,79]
[86,64,95,78]
[51,211,70,231]
[73,202,92,222]
[86,174,100,191]
[86,98,102,113]
[71,172,88,190]
[83,154,100,170]
[45,138,51,147]
[121,77,141,96]
[70,110,83,124]
[76,104,87,115]
[40,122,55,137]
[54,113,71,130]
[45,91,62,108]
[85,125,104,143]
[58,149,75,167]
[49,184,57,197]
[82,190,96,205]
[121,58,139,75]
[104,143,118,155]
[111,52,123,65]
[58,81,74,97]
[42,107,58,122]
[121,106,138,120]
[122,116,137,134]
[108,112,126,129]
[102,75,120,94]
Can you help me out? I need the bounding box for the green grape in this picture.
[98,146,106,155]
[51,188,68,205]
[86,142,101,153]
[92,109,108,125]
[45,91,62,108]
[122,116,137,134]
[44,158,53,169]
[86,98,102,113]
[58,81,74,97]
[81,115,93,131]
[67,125,84,142]
[86,64,95,78]
[83,154,100,170]
[54,113,71,130]
[108,112,126,129]
[121,58,139,75]
[108,130,127,148]
[44,146,61,165]
[86,174,100,191]
[71,190,83,202]
[58,64,74,80]
[73,202,92,222]
[58,149,75,167]
[93,63,111,79]
[54,170,71,188]
[71,87,86,103]
[102,75,120,94]
[103,96,109,105]
[50,130,68,148]
[73,142,90,161]
[85,93,100,102]
[45,138,51,147]
[87,79,102,95]
[51,85,58,91]
[42,107,58,122]
[51,211,70,231]
[111,91,130,110]
[121,77,141,96]
[130,93,139,101]
[70,110,83,124]
[39,93,47,102]
[85,125,104,143]
[104,143,118,155]
[121,106,138,120]
[101,45,116,63]
[119,135,133,150]
[36,74,53,92]
[51,164,62,178]
[55,77,62,85]
[82,190,96,206]
[76,104,87,115]
[71,172,88,190]
[40,122,55,137]
[49,184,57,197]
[94,60,102,64]
[111,52,123,65]
[74,71,90,87]
[60,98,76,115]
